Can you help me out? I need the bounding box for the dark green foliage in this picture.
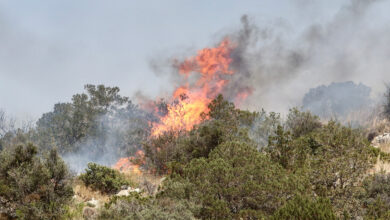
[272,195,337,220]
[0,143,73,219]
[160,141,308,219]
[80,163,129,194]
[286,107,322,138]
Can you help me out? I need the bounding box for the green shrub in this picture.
[161,141,309,219]
[80,162,129,194]
[272,195,337,220]
[0,143,73,219]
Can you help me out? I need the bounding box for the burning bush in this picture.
[80,163,130,194]
[143,95,257,174]
[0,143,73,219]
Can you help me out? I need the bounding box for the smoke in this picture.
[151,0,389,114]
[239,0,388,112]
[302,81,373,119]
[62,104,151,173]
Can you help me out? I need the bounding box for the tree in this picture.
[35,84,150,158]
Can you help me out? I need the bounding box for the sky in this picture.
[0,0,389,119]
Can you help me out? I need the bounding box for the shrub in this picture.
[161,141,309,219]
[0,143,73,219]
[272,195,337,220]
[285,107,321,138]
[98,194,196,220]
[80,163,129,194]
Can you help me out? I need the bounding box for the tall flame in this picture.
[151,38,235,136]
[113,37,253,173]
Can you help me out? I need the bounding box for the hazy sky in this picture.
[0,0,389,119]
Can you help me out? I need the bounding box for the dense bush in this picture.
[160,141,309,219]
[0,143,73,219]
[285,107,322,138]
[272,195,336,220]
[143,95,258,174]
[360,173,390,219]
[80,162,130,194]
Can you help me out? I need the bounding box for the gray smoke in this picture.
[234,0,389,113]
[62,105,151,173]
[302,81,373,119]
[153,0,389,113]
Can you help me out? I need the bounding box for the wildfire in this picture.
[112,150,144,175]
[151,38,236,136]
[113,37,252,173]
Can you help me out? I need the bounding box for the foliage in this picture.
[360,173,390,219]
[0,143,73,219]
[160,141,308,219]
[98,194,197,220]
[285,107,322,138]
[143,95,258,174]
[272,195,337,220]
[34,84,150,157]
[80,163,130,194]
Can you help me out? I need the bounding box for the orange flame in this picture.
[114,38,252,171]
[113,150,144,175]
[151,38,235,137]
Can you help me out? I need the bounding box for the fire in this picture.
[114,37,252,172]
[113,150,144,175]
[151,38,236,136]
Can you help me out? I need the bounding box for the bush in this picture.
[98,194,196,220]
[80,163,129,194]
[272,195,336,220]
[161,141,309,219]
[361,173,390,219]
[0,143,73,219]
[285,107,321,138]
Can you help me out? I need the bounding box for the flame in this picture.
[151,38,235,137]
[113,150,144,175]
[113,38,252,172]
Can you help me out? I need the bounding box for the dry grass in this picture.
[72,179,110,204]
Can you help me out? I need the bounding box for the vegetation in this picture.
[0,143,73,219]
[2,85,390,219]
[80,163,130,194]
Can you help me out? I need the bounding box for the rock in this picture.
[116,187,141,196]
[373,133,390,144]
[86,198,99,208]
[83,207,97,220]
[116,189,130,196]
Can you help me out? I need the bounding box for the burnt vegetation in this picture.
[1,84,390,219]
